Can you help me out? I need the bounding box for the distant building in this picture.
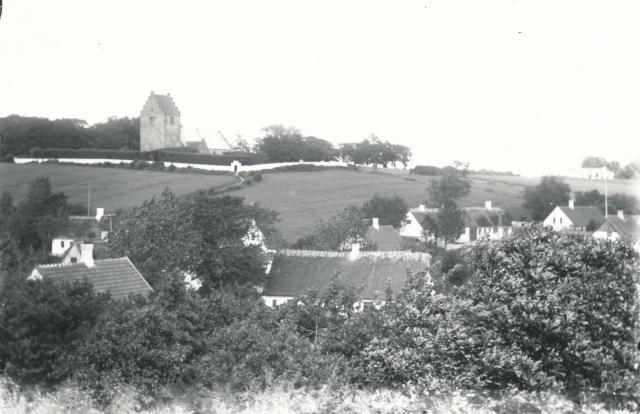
[543,200,604,232]
[29,244,153,300]
[400,204,436,241]
[184,139,211,154]
[261,246,431,307]
[593,210,640,242]
[140,91,182,151]
[51,208,110,257]
[566,167,614,180]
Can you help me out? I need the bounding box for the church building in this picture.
[140,91,182,151]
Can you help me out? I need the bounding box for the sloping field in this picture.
[0,163,237,212]
[233,170,531,242]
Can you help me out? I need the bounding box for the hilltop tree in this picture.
[523,176,571,221]
[340,135,411,170]
[361,194,408,228]
[254,125,337,162]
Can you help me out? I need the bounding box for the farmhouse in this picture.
[458,201,513,242]
[401,201,512,243]
[566,167,615,180]
[593,210,640,242]
[51,208,110,257]
[543,200,604,232]
[261,245,430,307]
[140,91,182,151]
[29,244,153,300]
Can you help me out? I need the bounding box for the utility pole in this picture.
[87,181,91,217]
[604,175,608,218]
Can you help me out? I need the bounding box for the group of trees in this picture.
[1,224,637,409]
[294,194,409,250]
[339,135,411,170]
[0,115,140,157]
[523,176,639,220]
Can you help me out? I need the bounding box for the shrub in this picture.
[252,172,263,182]
[411,165,442,176]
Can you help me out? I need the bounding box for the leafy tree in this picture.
[254,125,337,162]
[360,194,408,227]
[426,171,471,208]
[0,192,15,233]
[86,116,140,150]
[0,115,89,156]
[0,275,110,385]
[607,193,639,214]
[436,199,466,247]
[523,176,571,221]
[581,156,607,168]
[340,135,411,170]
[9,177,68,250]
[294,206,370,250]
[575,189,605,209]
[616,162,640,179]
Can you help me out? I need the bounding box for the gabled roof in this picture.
[184,139,210,154]
[263,249,430,300]
[366,225,403,251]
[32,257,153,300]
[462,207,510,228]
[152,94,180,116]
[558,206,604,228]
[597,217,640,239]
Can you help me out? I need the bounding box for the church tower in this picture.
[140,91,182,151]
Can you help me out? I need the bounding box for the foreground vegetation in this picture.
[1,223,638,412]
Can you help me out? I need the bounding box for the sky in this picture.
[0,0,639,176]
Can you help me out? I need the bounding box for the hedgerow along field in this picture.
[0,163,237,212]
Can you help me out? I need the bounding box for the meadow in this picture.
[0,163,237,212]
[2,163,638,243]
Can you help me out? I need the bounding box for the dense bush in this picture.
[410,165,442,176]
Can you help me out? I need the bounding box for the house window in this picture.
[560,218,563,224]
[60,241,65,248]
[70,257,77,263]
[272,299,277,307]
[553,218,556,224]
[149,116,155,124]
[170,116,174,124]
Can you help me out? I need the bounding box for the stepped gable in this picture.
[32,257,152,300]
[264,249,430,300]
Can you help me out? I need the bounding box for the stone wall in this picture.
[140,94,182,151]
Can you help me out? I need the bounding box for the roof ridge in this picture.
[37,262,85,269]
[278,249,430,262]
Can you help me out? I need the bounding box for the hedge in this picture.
[26,148,266,166]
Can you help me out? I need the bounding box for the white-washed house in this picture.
[542,200,604,232]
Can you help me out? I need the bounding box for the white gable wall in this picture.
[400,211,425,240]
[51,238,74,257]
[543,207,573,231]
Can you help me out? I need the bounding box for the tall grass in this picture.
[1,377,637,414]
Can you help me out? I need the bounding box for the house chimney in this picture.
[80,243,95,268]
[617,210,624,220]
[484,200,492,210]
[372,217,380,230]
[568,199,575,210]
[349,243,360,261]
[418,204,426,212]
[95,207,104,221]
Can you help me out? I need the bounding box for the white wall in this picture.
[14,157,349,173]
[51,238,74,256]
[262,295,294,307]
[400,211,425,240]
[542,207,572,231]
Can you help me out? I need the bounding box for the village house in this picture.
[242,219,270,252]
[140,91,182,151]
[542,200,604,232]
[51,208,111,257]
[401,201,512,243]
[261,245,431,307]
[565,167,615,180]
[29,243,153,300]
[593,210,640,242]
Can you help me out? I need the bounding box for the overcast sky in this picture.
[1,1,639,176]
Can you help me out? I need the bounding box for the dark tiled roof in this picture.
[366,225,403,251]
[558,206,604,228]
[34,257,153,300]
[263,250,430,300]
[597,217,640,239]
[462,207,510,228]
[152,94,180,116]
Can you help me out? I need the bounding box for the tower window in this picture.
[149,116,155,124]
[170,116,174,124]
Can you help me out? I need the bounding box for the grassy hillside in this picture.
[2,163,637,243]
[0,163,237,212]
